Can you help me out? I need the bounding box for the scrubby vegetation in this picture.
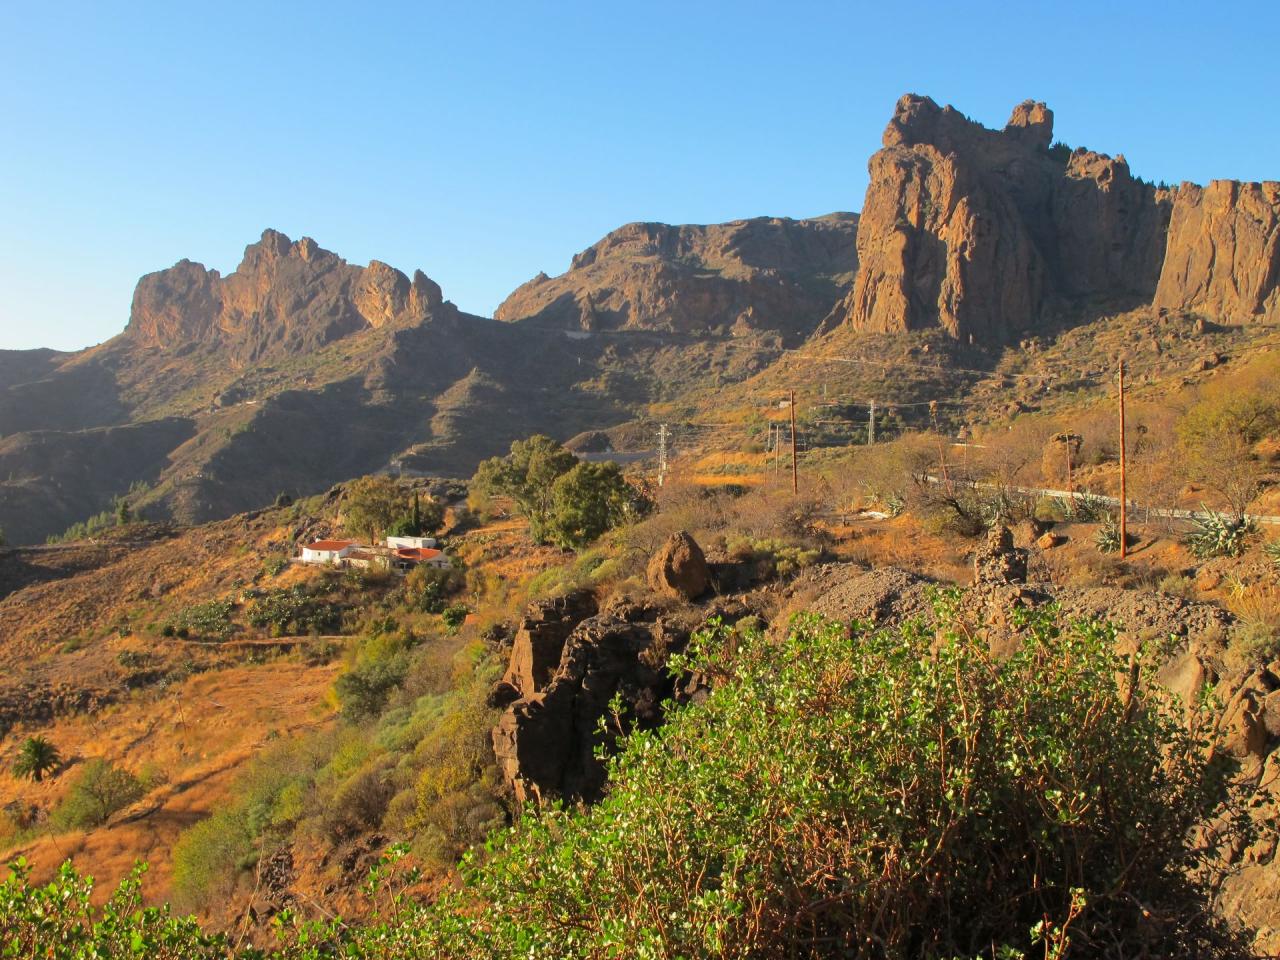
[1,603,1247,957]
[51,760,145,829]
[45,482,152,544]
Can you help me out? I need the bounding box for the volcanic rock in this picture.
[1155,180,1280,322]
[832,94,1172,344]
[489,589,597,707]
[127,229,447,360]
[496,215,858,342]
[491,613,680,804]
[646,531,712,601]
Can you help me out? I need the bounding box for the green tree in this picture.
[387,492,445,538]
[1177,391,1280,515]
[53,760,144,828]
[342,475,409,542]
[115,498,132,526]
[0,524,6,547]
[546,461,650,549]
[470,435,578,543]
[12,736,61,782]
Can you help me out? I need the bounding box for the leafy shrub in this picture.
[335,654,410,721]
[726,535,820,579]
[402,604,1242,958]
[0,607,1249,958]
[1264,537,1280,570]
[1185,510,1256,559]
[2,861,230,959]
[171,736,333,908]
[261,555,289,577]
[546,460,652,549]
[247,586,339,635]
[404,564,462,614]
[171,598,235,641]
[52,760,144,829]
[441,604,469,631]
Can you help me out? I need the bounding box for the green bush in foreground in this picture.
[0,603,1248,958]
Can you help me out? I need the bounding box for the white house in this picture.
[394,546,451,570]
[386,535,438,550]
[300,539,358,564]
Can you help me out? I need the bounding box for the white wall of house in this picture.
[386,536,438,550]
[301,544,355,564]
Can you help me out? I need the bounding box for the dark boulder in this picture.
[646,531,711,601]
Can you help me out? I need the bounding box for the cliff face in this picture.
[127,229,445,361]
[835,95,1172,344]
[496,215,858,341]
[1155,180,1280,322]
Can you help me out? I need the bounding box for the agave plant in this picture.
[1064,492,1113,523]
[13,735,61,782]
[1264,538,1280,570]
[1184,509,1255,560]
[1095,516,1122,554]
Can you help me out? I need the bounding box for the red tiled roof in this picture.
[395,547,443,562]
[305,539,357,551]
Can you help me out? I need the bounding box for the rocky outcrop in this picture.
[646,531,711,601]
[496,215,858,342]
[127,229,447,360]
[1154,180,1280,322]
[833,95,1172,344]
[491,604,689,804]
[972,525,1028,585]
[489,590,598,707]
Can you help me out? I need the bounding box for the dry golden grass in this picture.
[0,659,340,905]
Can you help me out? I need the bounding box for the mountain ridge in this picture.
[3,92,1279,544]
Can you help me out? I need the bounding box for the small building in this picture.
[386,535,438,550]
[343,548,395,571]
[300,539,358,564]
[395,546,451,570]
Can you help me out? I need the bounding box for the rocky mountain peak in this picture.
[1004,99,1054,148]
[833,95,1171,344]
[497,214,858,340]
[125,229,449,357]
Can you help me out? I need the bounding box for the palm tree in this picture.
[13,736,61,782]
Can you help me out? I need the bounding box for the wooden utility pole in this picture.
[657,423,669,488]
[1066,439,1074,496]
[790,390,799,495]
[868,399,876,445]
[1118,360,1128,558]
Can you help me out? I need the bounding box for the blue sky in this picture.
[2,0,1277,352]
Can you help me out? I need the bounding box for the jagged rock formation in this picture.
[1155,180,1280,322]
[491,592,691,804]
[496,215,858,341]
[127,229,446,360]
[833,95,1172,344]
